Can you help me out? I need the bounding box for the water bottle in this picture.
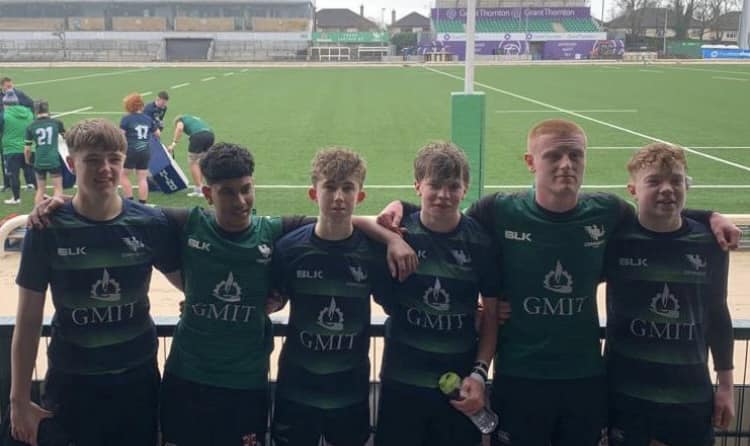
[439,371,499,435]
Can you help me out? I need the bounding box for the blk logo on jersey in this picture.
[256,244,272,264]
[297,270,324,280]
[450,249,472,266]
[543,261,573,294]
[188,238,210,252]
[212,272,242,303]
[57,246,86,257]
[423,277,450,311]
[619,257,648,267]
[504,230,532,242]
[584,224,606,247]
[317,297,345,331]
[90,269,121,302]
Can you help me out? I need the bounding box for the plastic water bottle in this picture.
[439,371,499,435]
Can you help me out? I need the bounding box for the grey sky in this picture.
[314,1,609,24]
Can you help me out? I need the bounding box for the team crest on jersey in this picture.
[212,272,242,302]
[649,283,680,319]
[423,277,450,311]
[241,433,258,446]
[90,269,121,302]
[450,249,472,266]
[583,224,606,247]
[256,244,272,264]
[685,254,707,270]
[122,236,145,252]
[543,261,573,294]
[317,297,344,331]
[349,264,367,283]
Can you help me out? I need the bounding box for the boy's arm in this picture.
[352,216,417,282]
[280,215,316,235]
[23,144,32,165]
[10,288,52,446]
[708,250,734,429]
[168,122,184,153]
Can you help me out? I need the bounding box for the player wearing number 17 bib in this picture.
[120,93,157,204]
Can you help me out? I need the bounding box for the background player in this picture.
[120,93,157,204]
[24,100,65,204]
[169,114,214,197]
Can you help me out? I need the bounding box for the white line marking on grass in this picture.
[240,69,249,72]
[223,72,235,77]
[171,83,190,89]
[639,69,663,73]
[201,77,216,82]
[713,76,748,82]
[51,106,93,118]
[17,68,152,87]
[496,109,637,113]
[61,111,122,115]
[140,91,152,96]
[424,66,750,174]
[243,184,750,190]
[666,66,750,76]
[601,66,622,69]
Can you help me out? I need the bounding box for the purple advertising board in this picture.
[418,40,529,59]
[432,7,591,21]
[543,40,625,60]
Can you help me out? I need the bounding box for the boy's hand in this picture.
[713,386,735,429]
[376,201,405,235]
[450,377,485,416]
[497,300,512,325]
[265,291,287,315]
[709,213,741,251]
[10,400,52,446]
[27,195,68,229]
[386,238,418,282]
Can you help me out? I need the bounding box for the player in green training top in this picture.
[604,143,734,446]
[24,100,65,204]
[377,120,740,446]
[270,148,392,446]
[169,114,215,197]
[160,142,308,446]
[374,142,501,446]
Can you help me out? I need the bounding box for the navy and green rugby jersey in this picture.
[466,190,628,379]
[605,215,731,410]
[165,208,307,390]
[24,116,64,170]
[379,212,500,389]
[120,113,156,152]
[143,101,167,130]
[16,199,180,375]
[272,224,389,410]
[178,115,211,136]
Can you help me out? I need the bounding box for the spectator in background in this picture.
[1,77,34,112]
[1,97,34,204]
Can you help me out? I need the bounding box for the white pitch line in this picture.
[600,66,622,69]
[17,68,152,87]
[639,69,663,73]
[424,66,750,174]
[51,106,93,118]
[171,82,190,89]
[240,69,249,72]
[666,66,750,76]
[497,109,637,113]
[713,76,748,82]
[201,77,216,82]
[223,72,235,77]
[140,91,153,96]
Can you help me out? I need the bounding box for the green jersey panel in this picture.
[25,117,64,169]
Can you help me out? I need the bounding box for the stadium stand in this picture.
[112,16,167,32]
[561,18,600,32]
[67,17,105,31]
[251,17,309,32]
[173,17,236,32]
[0,18,63,31]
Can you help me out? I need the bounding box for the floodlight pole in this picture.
[740,0,750,49]
[662,8,668,55]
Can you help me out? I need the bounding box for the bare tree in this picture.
[616,0,660,43]
[670,0,697,39]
